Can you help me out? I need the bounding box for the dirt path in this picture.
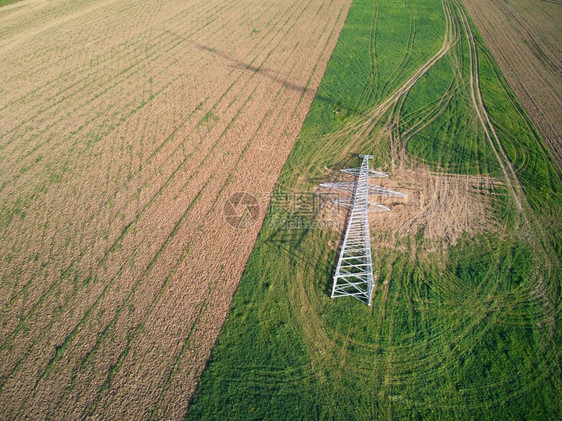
[454,0,559,350]
[462,0,562,164]
[0,0,353,418]
[452,0,524,213]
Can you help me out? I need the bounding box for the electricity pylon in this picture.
[321,155,405,306]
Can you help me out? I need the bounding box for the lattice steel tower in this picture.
[321,155,405,306]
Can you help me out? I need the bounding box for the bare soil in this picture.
[318,161,498,250]
[372,163,498,245]
[0,0,352,418]
[463,0,562,164]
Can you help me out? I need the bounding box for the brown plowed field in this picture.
[0,0,352,418]
[463,0,562,164]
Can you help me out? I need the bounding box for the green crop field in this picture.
[187,0,562,419]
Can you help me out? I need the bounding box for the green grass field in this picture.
[187,0,562,418]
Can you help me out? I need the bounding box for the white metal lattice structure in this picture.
[330,155,376,305]
[324,155,406,306]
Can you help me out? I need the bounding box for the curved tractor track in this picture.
[291,0,560,414]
